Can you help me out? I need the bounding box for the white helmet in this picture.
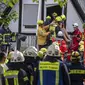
[10,50,25,62]
[23,46,38,58]
[47,43,61,57]
[57,31,63,37]
[73,23,78,28]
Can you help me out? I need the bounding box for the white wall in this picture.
[66,0,83,32]
[9,3,19,32]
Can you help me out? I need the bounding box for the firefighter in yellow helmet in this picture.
[71,51,80,60]
[46,16,51,20]
[55,16,62,22]
[78,40,84,65]
[61,14,66,21]
[52,12,58,20]
[67,51,85,85]
[79,40,84,52]
[61,14,66,28]
[44,16,51,26]
[37,48,47,59]
[51,12,58,27]
[40,48,47,54]
[37,51,44,59]
[37,20,50,50]
[48,16,60,45]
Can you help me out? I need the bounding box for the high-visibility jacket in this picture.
[37,60,70,85]
[3,70,19,85]
[37,26,47,45]
[11,33,16,42]
[49,25,56,40]
[3,69,30,85]
[2,33,10,45]
[67,62,85,85]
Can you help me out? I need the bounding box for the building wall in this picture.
[9,3,19,32]
[66,0,83,32]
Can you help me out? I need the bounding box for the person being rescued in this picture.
[60,14,71,41]
[70,23,82,51]
[50,15,71,43]
[37,20,50,50]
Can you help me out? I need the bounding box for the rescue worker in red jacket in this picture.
[70,23,82,51]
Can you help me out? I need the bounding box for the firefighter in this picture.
[44,16,52,46]
[32,48,48,85]
[79,40,84,52]
[52,12,58,22]
[37,51,44,59]
[3,50,30,85]
[67,51,85,85]
[37,20,50,50]
[23,46,39,85]
[61,14,66,28]
[40,48,47,56]
[44,16,51,26]
[78,40,84,65]
[36,43,71,85]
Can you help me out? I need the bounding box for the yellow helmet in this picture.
[79,46,84,52]
[61,14,66,20]
[55,16,62,22]
[37,20,44,25]
[40,48,47,53]
[71,51,80,59]
[37,51,44,58]
[46,16,51,19]
[52,12,58,17]
[82,33,84,40]
[79,41,84,45]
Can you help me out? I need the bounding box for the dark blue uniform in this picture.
[36,56,71,85]
[67,62,85,85]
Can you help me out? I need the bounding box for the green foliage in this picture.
[32,0,68,7]
[57,0,68,7]
[54,0,57,2]
[83,23,85,29]
[0,11,18,27]
[32,0,38,3]
[0,0,19,27]
[0,0,19,7]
